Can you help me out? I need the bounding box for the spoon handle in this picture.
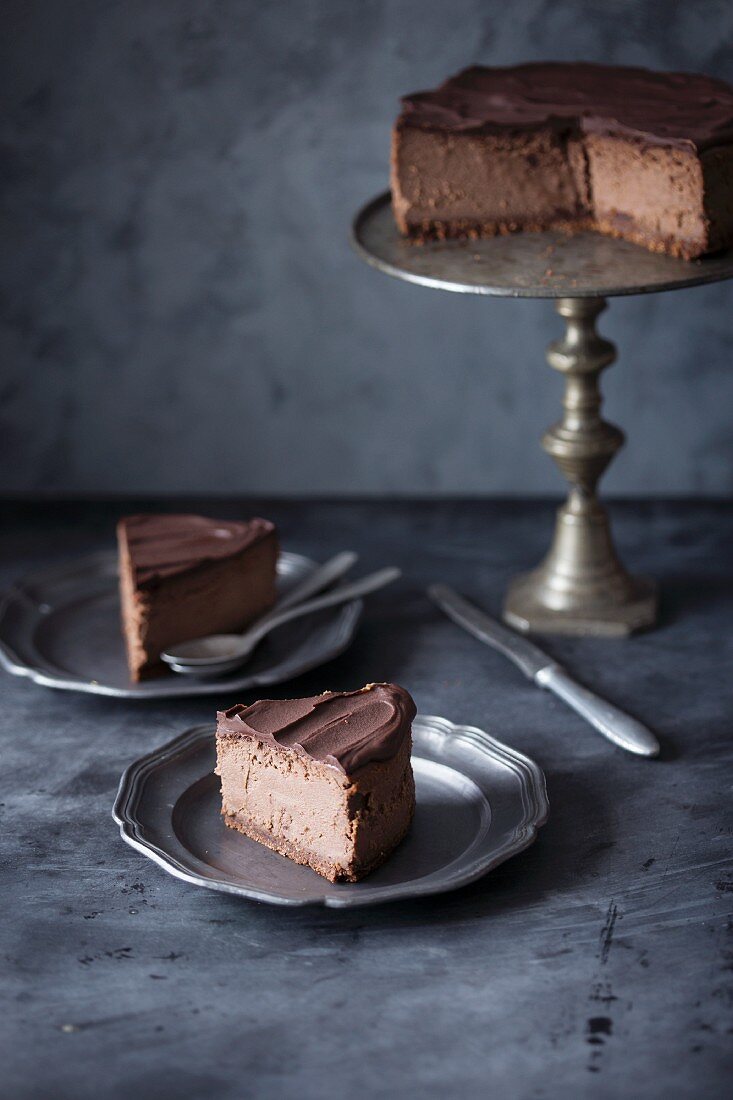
[243,567,401,644]
[270,551,358,618]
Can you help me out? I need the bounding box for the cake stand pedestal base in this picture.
[502,296,658,636]
[504,502,657,637]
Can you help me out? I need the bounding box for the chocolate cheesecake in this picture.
[215,684,416,882]
[392,63,733,259]
[117,514,277,681]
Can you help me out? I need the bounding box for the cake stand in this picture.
[352,192,733,635]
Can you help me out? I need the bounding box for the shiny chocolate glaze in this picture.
[118,514,275,587]
[217,683,416,775]
[398,63,733,151]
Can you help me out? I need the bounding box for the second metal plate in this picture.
[0,550,362,699]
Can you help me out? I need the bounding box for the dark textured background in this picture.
[2,0,733,495]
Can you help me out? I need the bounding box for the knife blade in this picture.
[428,584,659,758]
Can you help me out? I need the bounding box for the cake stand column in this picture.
[503,296,657,636]
[354,192,733,635]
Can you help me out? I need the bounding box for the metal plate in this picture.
[0,551,362,699]
[352,191,733,299]
[113,716,549,908]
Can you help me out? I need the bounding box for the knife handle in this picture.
[536,665,660,758]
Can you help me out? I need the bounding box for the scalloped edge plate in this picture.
[113,716,549,907]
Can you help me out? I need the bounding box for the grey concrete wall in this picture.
[2,0,732,496]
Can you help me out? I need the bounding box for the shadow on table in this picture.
[657,571,733,628]
[358,762,614,929]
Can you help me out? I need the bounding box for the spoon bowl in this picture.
[164,654,261,678]
[166,634,261,664]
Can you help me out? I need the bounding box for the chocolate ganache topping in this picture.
[119,514,275,587]
[399,63,733,151]
[217,684,416,775]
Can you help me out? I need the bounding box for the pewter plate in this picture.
[352,191,733,299]
[112,717,549,907]
[0,551,362,699]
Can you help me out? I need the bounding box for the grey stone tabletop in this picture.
[2,499,732,1100]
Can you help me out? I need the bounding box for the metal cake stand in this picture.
[352,191,733,635]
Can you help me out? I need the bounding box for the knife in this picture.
[428,584,659,758]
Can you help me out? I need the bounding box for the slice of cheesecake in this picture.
[117,513,278,681]
[215,683,417,883]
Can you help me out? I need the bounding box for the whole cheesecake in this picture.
[391,62,733,259]
[117,513,277,681]
[216,683,416,882]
